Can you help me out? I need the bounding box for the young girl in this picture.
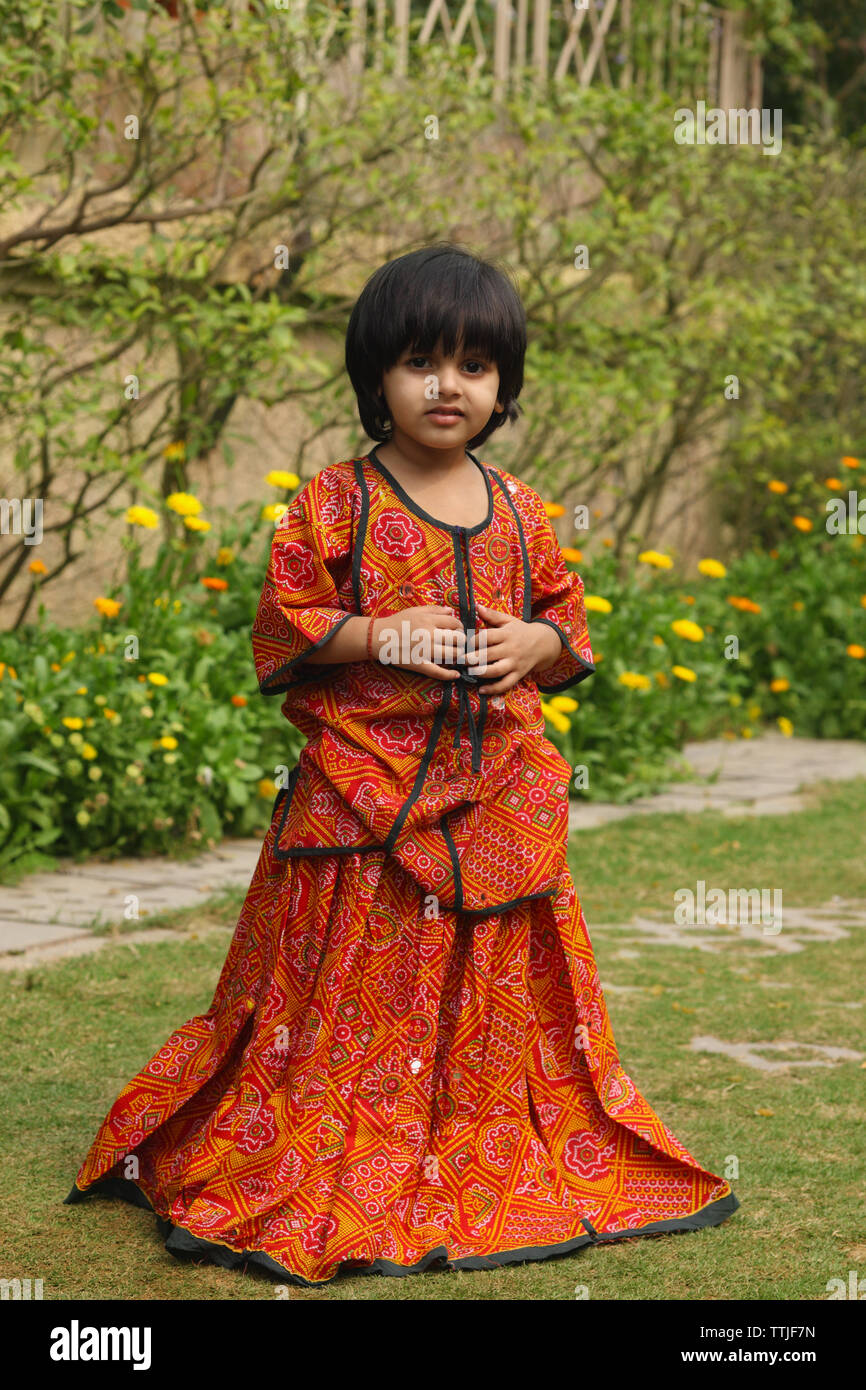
[66,242,738,1286]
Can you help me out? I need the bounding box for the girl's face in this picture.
[379,338,504,449]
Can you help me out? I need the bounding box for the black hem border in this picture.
[63,1179,739,1289]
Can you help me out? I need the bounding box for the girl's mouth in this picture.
[426,409,464,424]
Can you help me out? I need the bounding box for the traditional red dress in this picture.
[66,445,738,1285]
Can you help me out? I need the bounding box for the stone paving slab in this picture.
[0,926,233,973]
[0,843,262,950]
[568,733,866,829]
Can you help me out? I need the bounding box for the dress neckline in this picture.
[365,443,494,535]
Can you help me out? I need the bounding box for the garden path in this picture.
[2,732,865,969]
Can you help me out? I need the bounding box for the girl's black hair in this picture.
[345,242,526,450]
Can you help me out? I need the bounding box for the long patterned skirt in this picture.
[65,811,739,1286]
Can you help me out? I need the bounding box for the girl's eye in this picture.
[406,357,488,372]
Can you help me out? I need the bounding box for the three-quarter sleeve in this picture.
[524,495,595,694]
[251,468,357,696]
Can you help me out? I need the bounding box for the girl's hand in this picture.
[374,605,466,681]
[466,603,562,695]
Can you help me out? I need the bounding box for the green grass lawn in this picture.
[2,778,865,1300]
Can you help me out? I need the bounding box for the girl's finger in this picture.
[473,603,510,624]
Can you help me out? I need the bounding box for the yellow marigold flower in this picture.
[767,480,788,494]
[847,644,865,659]
[638,550,673,569]
[265,470,301,490]
[792,516,812,533]
[770,678,790,692]
[697,558,726,578]
[594,652,603,663]
[561,547,583,563]
[159,735,179,750]
[62,717,84,730]
[549,695,579,712]
[777,717,794,737]
[75,686,87,695]
[29,559,48,575]
[201,576,229,592]
[672,665,697,682]
[0,663,19,681]
[93,596,122,618]
[217,547,235,566]
[618,671,651,691]
[231,694,247,707]
[825,478,842,490]
[162,441,186,461]
[261,503,288,523]
[147,672,168,686]
[841,456,860,469]
[81,743,98,760]
[671,619,704,642]
[543,501,565,517]
[741,727,753,738]
[166,491,202,516]
[125,505,159,529]
[584,595,612,614]
[541,700,571,730]
[258,778,278,799]
[861,596,866,609]
[184,515,211,532]
[792,600,804,611]
[747,704,762,720]
[654,671,669,688]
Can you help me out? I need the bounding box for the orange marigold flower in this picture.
[93,596,122,618]
[847,644,866,659]
[561,547,583,563]
[825,478,842,490]
[727,596,762,614]
[29,559,48,575]
[792,516,812,533]
[841,456,860,469]
[543,502,565,518]
[231,694,248,707]
[767,480,788,494]
[201,576,229,592]
[770,678,790,692]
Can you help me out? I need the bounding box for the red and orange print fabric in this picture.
[66,448,738,1285]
